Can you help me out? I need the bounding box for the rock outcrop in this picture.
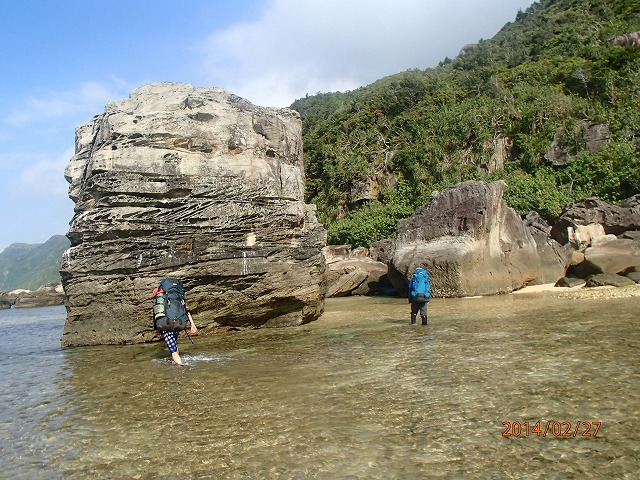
[390,181,547,297]
[607,31,640,47]
[61,83,326,347]
[0,284,65,308]
[323,245,392,297]
[550,197,640,245]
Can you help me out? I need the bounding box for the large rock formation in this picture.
[61,83,326,347]
[390,180,551,297]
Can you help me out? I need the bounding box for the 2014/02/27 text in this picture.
[502,421,601,438]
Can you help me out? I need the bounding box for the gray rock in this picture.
[369,239,395,265]
[582,238,640,274]
[323,246,390,297]
[621,194,640,209]
[13,291,65,308]
[525,213,570,285]
[0,284,65,308]
[620,230,640,242]
[626,271,640,283]
[550,197,640,245]
[61,83,326,347]
[390,180,543,297]
[585,273,635,288]
[555,277,586,288]
[544,123,610,166]
[607,31,640,47]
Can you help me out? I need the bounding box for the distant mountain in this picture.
[0,235,70,291]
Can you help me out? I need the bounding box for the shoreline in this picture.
[511,282,640,300]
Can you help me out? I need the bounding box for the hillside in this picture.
[291,0,640,247]
[0,235,70,291]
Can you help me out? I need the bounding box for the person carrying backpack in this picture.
[151,277,198,365]
[408,267,431,325]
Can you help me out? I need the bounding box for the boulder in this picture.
[585,273,635,288]
[61,83,326,347]
[369,239,395,264]
[524,212,570,284]
[571,224,607,249]
[622,194,640,209]
[545,123,610,166]
[626,271,640,283]
[555,277,586,288]
[322,245,391,297]
[620,230,640,242]
[390,180,543,297]
[13,290,65,308]
[550,197,640,245]
[582,238,640,274]
[607,31,640,47]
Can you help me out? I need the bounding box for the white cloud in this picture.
[12,147,73,197]
[198,0,533,107]
[3,80,130,127]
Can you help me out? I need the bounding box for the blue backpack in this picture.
[409,267,431,302]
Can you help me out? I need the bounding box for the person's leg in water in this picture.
[420,301,428,325]
[162,331,183,365]
[410,301,420,325]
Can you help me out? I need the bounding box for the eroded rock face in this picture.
[390,180,543,297]
[550,197,640,245]
[61,83,326,347]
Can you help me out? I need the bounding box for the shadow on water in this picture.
[1,295,639,478]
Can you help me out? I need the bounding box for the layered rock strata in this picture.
[61,83,326,347]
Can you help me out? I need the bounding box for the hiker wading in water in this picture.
[162,313,197,365]
[408,267,431,325]
[152,278,198,365]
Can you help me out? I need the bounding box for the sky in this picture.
[0,0,535,252]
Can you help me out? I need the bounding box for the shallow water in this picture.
[0,293,638,479]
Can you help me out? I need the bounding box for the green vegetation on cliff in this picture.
[0,235,69,290]
[291,0,640,247]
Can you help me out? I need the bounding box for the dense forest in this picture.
[291,0,640,247]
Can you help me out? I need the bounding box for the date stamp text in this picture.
[502,421,601,438]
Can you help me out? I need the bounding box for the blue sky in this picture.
[0,0,534,252]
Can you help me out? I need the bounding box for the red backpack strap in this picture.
[152,287,164,297]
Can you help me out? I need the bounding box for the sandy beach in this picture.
[513,281,640,300]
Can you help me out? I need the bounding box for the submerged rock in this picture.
[61,83,326,347]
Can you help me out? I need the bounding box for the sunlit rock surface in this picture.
[390,181,545,297]
[61,83,326,347]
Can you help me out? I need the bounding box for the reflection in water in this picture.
[1,294,639,478]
